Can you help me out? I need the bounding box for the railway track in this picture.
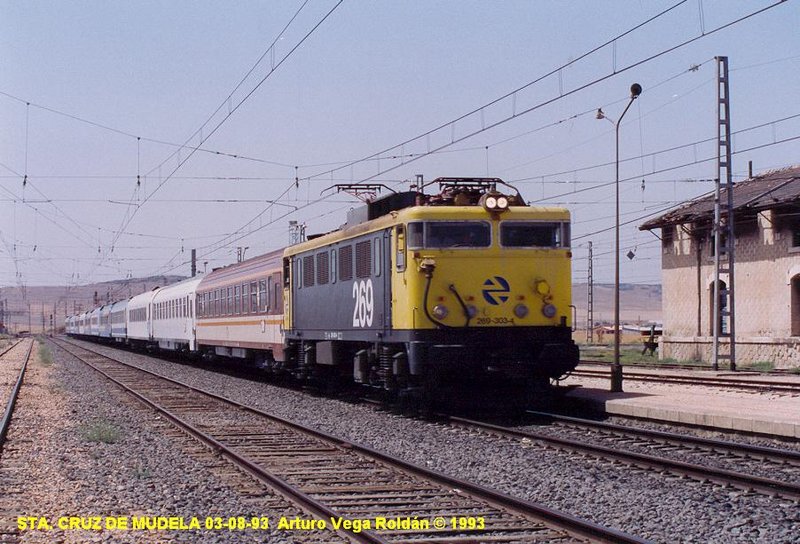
[581,359,800,375]
[0,338,34,544]
[0,338,33,453]
[52,338,649,544]
[569,366,800,394]
[442,411,800,502]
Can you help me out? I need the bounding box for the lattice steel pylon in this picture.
[712,56,736,371]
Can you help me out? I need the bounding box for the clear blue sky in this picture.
[1,0,799,287]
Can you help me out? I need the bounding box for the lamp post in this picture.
[607,83,642,392]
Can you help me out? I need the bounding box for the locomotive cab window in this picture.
[395,225,406,271]
[410,221,491,248]
[500,222,569,248]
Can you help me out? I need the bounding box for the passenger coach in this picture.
[195,249,284,367]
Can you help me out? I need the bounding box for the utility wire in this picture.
[298,0,786,186]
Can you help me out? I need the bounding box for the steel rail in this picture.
[580,359,799,375]
[0,339,22,360]
[54,337,650,544]
[51,338,385,544]
[445,415,800,501]
[527,410,800,465]
[570,368,800,393]
[0,339,34,453]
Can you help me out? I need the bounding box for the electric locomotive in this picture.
[282,177,578,399]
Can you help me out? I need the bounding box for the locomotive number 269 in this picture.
[352,279,374,327]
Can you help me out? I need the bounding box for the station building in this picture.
[639,165,800,369]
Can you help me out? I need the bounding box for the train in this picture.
[66,177,579,404]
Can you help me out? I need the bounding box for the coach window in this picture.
[259,280,267,312]
[234,285,241,315]
[250,282,258,312]
[330,249,337,284]
[228,287,234,315]
[373,237,381,276]
[395,225,406,271]
[294,259,302,289]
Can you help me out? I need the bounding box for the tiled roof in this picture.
[640,165,800,230]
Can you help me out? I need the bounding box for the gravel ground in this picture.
[74,339,800,544]
[513,419,800,484]
[0,340,344,544]
[559,374,800,449]
[0,339,28,416]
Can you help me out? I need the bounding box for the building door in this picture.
[791,276,800,336]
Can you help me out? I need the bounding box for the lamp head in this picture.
[630,83,642,98]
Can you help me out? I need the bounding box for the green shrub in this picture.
[745,360,775,372]
[38,344,53,366]
[80,419,122,444]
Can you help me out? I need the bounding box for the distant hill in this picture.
[0,275,185,333]
[572,283,662,329]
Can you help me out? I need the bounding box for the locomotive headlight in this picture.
[497,196,509,209]
[514,304,529,318]
[542,304,557,318]
[432,304,449,319]
[535,280,551,296]
[466,305,478,318]
[485,196,498,210]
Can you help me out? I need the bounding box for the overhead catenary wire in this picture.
[111,0,344,251]
[186,1,786,272]
[296,0,786,188]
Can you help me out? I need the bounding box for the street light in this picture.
[606,83,642,393]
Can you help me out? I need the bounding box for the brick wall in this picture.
[659,211,800,368]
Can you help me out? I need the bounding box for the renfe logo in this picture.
[482,276,510,305]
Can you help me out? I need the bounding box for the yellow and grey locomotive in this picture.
[282,177,579,399]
